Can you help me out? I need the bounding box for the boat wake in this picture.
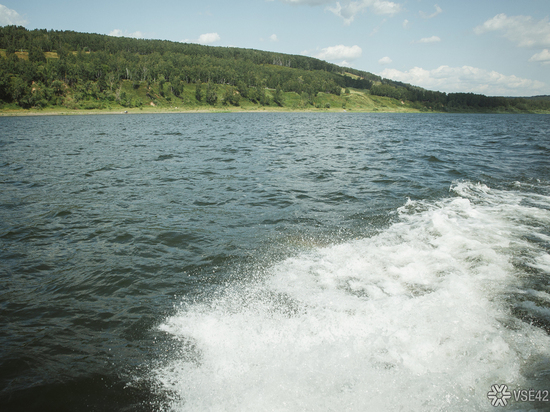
[153,181,550,411]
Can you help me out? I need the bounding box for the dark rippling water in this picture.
[1,113,550,411]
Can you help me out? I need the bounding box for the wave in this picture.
[153,181,550,411]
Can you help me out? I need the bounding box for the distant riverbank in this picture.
[3,105,549,117]
[0,105,425,117]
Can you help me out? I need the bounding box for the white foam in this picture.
[153,181,550,411]
[529,254,550,274]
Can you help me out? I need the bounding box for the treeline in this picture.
[0,26,375,109]
[1,26,548,112]
[371,81,550,112]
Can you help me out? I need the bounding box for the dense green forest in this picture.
[1,25,549,113]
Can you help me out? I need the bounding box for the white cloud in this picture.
[197,32,221,44]
[260,34,279,42]
[474,14,550,48]
[415,35,441,44]
[379,56,392,64]
[326,2,362,25]
[420,4,442,19]
[380,65,546,96]
[328,0,402,25]
[274,0,402,25]
[402,19,409,29]
[0,4,27,26]
[529,49,550,64]
[109,29,144,39]
[109,29,124,37]
[370,0,401,15]
[314,44,362,61]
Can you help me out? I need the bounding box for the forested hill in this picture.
[1,25,549,113]
[0,25,375,110]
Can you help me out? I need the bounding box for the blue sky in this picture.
[1,0,549,96]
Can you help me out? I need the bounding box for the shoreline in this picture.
[0,106,422,117]
[1,106,548,117]
[0,109,420,117]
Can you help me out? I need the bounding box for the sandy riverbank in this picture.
[0,105,423,117]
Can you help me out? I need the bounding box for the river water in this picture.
[1,113,549,411]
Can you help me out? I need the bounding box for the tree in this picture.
[56,45,69,61]
[51,80,65,96]
[301,91,313,106]
[236,80,248,98]
[0,68,10,102]
[273,86,284,107]
[222,87,240,106]
[28,44,46,63]
[206,82,217,105]
[158,74,165,97]
[171,76,183,97]
[10,76,31,107]
[250,85,269,105]
[195,83,202,102]
[6,43,16,56]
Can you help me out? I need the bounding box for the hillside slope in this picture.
[0,26,549,114]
